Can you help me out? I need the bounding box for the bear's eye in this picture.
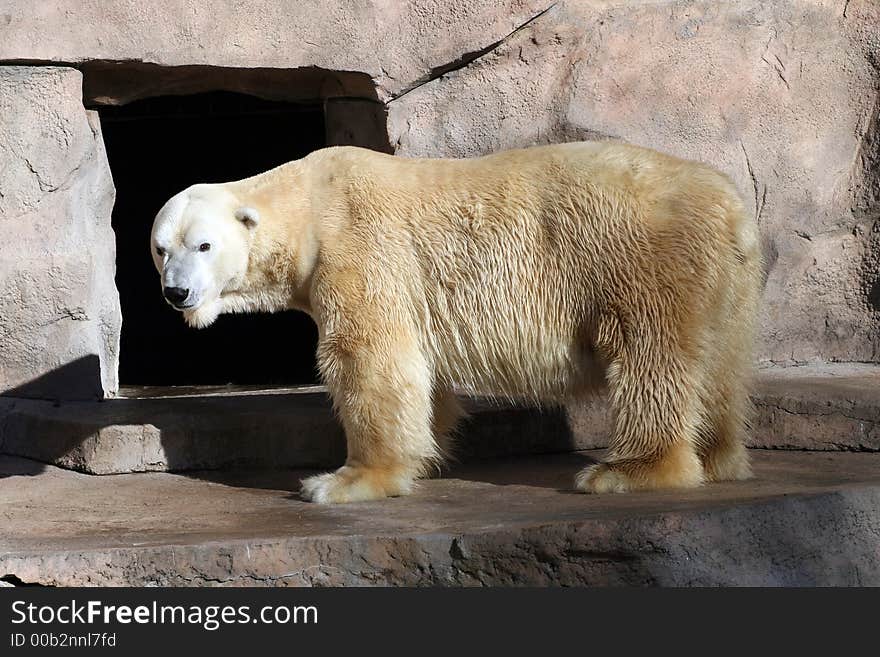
[155,246,165,257]
[199,242,211,252]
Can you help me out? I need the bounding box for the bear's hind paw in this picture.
[575,450,705,494]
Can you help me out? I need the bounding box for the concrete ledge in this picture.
[0,386,597,474]
[0,387,585,474]
[751,364,880,451]
[1,450,878,586]
[0,387,346,474]
[1,363,878,475]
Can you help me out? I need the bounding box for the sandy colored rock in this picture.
[751,363,880,451]
[0,450,878,586]
[2,364,877,475]
[0,0,552,101]
[0,388,579,474]
[0,67,120,399]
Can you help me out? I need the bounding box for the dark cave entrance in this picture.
[98,91,323,387]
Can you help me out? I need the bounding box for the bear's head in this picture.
[150,184,259,328]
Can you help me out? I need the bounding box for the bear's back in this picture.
[310,142,752,399]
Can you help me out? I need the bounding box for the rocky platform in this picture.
[1,450,878,587]
[1,363,878,474]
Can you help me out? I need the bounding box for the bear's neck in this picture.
[224,163,317,317]
[245,227,314,315]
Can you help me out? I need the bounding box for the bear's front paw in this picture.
[574,463,632,494]
[300,465,414,504]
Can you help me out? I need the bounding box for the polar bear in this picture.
[150,142,762,503]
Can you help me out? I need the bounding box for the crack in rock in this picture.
[761,52,791,90]
[740,139,766,224]
[38,307,90,328]
[756,399,880,428]
[23,156,58,193]
[388,2,559,102]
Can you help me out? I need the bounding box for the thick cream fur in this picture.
[151,142,762,503]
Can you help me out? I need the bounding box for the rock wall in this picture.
[0,0,552,100]
[0,67,120,399]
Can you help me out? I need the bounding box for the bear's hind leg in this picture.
[301,327,438,504]
[576,331,705,494]
[431,388,466,465]
[700,430,751,483]
[697,382,753,483]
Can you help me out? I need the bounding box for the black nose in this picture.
[163,286,189,305]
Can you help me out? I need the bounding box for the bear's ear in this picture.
[235,206,260,230]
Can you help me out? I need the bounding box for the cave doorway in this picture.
[98,91,323,388]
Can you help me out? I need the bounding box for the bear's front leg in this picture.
[300,319,439,504]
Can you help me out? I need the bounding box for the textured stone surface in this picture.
[0,0,551,101]
[79,62,382,107]
[0,387,344,475]
[6,362,869,474]
[3,365,875,475]
[0,67,120,400]
[325,98,393,153]
[1,450,878,586]
[567,363,880,453]
[752,363,880,451]
[0,387,582,474]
